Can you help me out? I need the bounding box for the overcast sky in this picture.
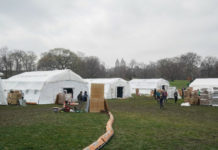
[0,0,218,67]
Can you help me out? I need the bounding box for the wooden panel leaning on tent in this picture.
[89,84,108,112]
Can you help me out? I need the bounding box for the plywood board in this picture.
[90,84,105,112]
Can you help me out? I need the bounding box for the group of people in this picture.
[153,89,168,109]
[77,91,88,111]
[153,88,179,109]
[62,91,88,112]
[77,91,88,102]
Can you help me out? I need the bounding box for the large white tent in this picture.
[129,78,170,95]
[3,69,88,104]
[0,73,7,105]
[189,78,218,91]
[85,78,131,99]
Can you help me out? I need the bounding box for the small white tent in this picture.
[85,78,131,99]
[167,86,181,99]
[3,69,88,104]
[0,73,7,105]
[129,78,170,95]
[189,78,218,91]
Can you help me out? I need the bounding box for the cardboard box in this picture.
[7,91,21,105]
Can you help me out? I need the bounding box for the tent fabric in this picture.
[189,78,218,91]
[3,69,88,104]
[0,77,7,105]
[85,78,131,99]
[129,78,170,95]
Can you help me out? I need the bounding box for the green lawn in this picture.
[1,97,218,150]
[0,105,107,150]
[170,80,190,89]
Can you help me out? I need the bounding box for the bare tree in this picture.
[23,51,37,71]
[82,56,106,78]
[0,47,13,78]
[157,57,181,81]
[37,48,82,74]
[179,52,201,80]
[200,56,218,77]
[9,50,26,73]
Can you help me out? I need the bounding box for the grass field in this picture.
[169,80,190,89]
[1,96,218,150]
[0,105,107,150]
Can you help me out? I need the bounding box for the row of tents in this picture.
[0,69,218,105]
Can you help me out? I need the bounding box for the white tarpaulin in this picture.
[181,102,190,107]
[0,77,7,105]
[129,78,169,95]
[3,69,88,104]
[85,78,131,99]
[189,78,218,92]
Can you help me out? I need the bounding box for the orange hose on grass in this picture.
[83,112,114,150]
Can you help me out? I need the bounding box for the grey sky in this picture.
[0,0,218,67]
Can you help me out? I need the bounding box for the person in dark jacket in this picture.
[77,91,83,110]
[156,90,160,103]
[162,90,167,103]
[77,91,83,101]
[160,90,164,109]
[174,91,178,103]
[153,88,157,100]
[83,91,88,101]
[182,88,184,99]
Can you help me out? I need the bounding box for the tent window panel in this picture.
[34,90,38,94]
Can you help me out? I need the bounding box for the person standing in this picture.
[77,91,83,110]
[81,91,88,111]
[182,88,184,99]
[163,90,168,103]
[156,90,160,103]
[83,91,88,102]
[160,90,164,109]
[153,88,157,100]
[174,90,178,103]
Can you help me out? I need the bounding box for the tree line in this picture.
[1,47,218,80]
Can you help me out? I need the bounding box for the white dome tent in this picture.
[85,78,131,99]
[129,78,170,95]
[0,73,7,105]
[189,78,218,92]
[3,69,88,104]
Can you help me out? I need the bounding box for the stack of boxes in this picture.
[184,87,199,105]
[199,88,212,105]
[212,87,218,106]
[7,91,22,105]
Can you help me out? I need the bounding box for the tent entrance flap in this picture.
[63,88,73,94]
[117,87,123,98]
[63,88,73,95]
